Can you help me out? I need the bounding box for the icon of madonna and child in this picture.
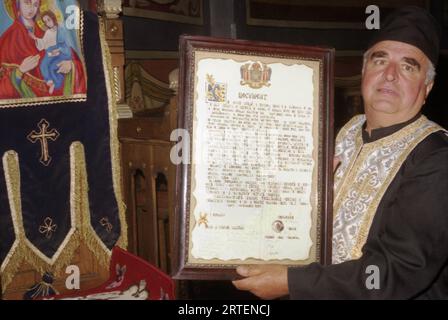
[0,0,87,106]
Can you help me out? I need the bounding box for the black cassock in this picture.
[289,115,448,299]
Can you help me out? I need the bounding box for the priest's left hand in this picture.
[57,60,73,74]
[232,264,289,299]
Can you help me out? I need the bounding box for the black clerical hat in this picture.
[367,6,441,66]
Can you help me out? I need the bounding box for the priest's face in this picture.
[361,40,434,126]
[18,0,40,20]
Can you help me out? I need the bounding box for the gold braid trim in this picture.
[76,142,111,269]
[18,143,82,274]
[1,145,84,293]
[78,17,128,269]
[98,17,128,249]
[19,233,80,280]
[1,151,26,293]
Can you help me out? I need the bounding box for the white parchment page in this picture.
[189,52,318,262]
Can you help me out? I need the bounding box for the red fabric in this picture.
[48,247,175,300]
[0,20,44,97]
[0,20,86,99]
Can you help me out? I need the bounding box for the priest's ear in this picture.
[425,81,434,99]
[424,60,436,98]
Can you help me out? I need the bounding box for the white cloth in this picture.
[36,28,57,52]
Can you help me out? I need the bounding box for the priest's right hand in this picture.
[232,264,289,299]
[19,55,40,74]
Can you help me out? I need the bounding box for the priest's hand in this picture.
[232,264,289,299]
[19,55,40,74]
[57,60,73,74]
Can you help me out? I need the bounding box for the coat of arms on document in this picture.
[240,62,271,89]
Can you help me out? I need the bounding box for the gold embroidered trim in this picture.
[333,115,444,264]
[38,217,58,239]
[78,17,127,265]
[333,115,365,199]
[351,124,441,259]
[76,144,109,268]
[1,149,81,293]
[334,115,364,146]
[100,15,128,250]
[1,151,25,292]
[100,217,113,233]
[333,134,363,209]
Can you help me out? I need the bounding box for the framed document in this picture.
[173,35,334,280]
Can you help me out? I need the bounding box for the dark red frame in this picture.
[172,35,334,280]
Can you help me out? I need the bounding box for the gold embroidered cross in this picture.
[27,119,60,166]
[100,217,113,233]
[39,217,57,239]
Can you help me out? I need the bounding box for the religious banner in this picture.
[173,35,334,280]
[0,0,127,293]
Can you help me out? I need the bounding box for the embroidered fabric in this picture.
[332,115,444,264]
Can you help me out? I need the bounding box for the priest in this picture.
[233,6,448,299]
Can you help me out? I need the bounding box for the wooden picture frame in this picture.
[173,35,334,280]
[122,0,203,25]
[245,0,429,29]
